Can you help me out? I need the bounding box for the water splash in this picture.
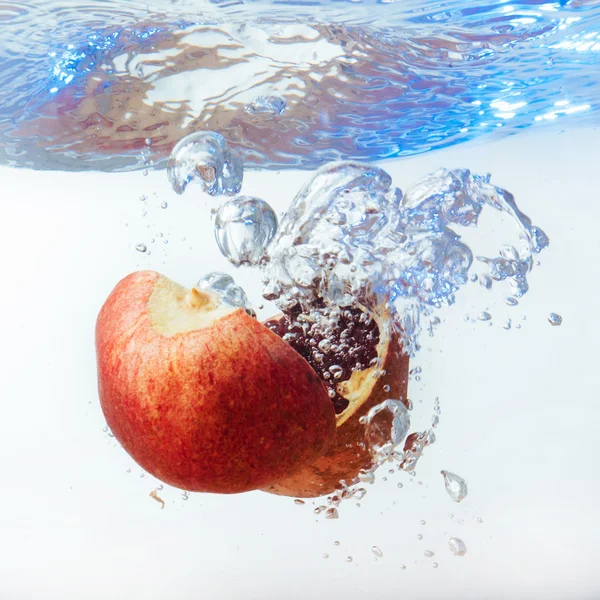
[261,162,548,355]
[214,196,278,267]
[0,0,598,171]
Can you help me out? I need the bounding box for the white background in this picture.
[0,126,598,599]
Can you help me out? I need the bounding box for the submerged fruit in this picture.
[263,308,409,498]
[95,271,336,494]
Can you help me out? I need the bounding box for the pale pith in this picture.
[335,321,391,427]
[148,277,237,337]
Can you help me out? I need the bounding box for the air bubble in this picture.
[214,196,277,267]
[548,313,562,326]
[448,537,467,556]
[167,131,243,196]
[441,470,468,502]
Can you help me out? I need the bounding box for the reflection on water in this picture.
[0,0,598,170]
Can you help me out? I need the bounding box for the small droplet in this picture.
[323,553,329,559]
[334,541,340,546]
[477,516,483,523]
[371,546,383,558]
[143,169,149,176]
[160,201,168,209]
[478,311,492,321]
[432,562,439,568]
[420,520,426,525]
[400,564,406,570]
[294,499,305,505]
[346,556,353,563]
[397,482,403,489]
[135,243,147,253]
[424,550,435,558]
[448,537,467,556]
[139,194,147,201]
[325,507,339,519]
[417,534,423,540]
[441,470,468,502]
[548,313,562,326]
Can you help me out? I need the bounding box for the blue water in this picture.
[0,0,598,170]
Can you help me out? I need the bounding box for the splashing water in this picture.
[260,161,548,356]
[0,0,598,171]
[167,132,243,196]
[214,196,278,267]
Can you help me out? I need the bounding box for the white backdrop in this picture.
[0,126,598,599]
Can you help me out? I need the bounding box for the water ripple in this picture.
[0,0,598,170]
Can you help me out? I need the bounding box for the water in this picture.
[214,196,278,266]
[0,0,599,171]
[1,1,599,598]
[441,470,469,502]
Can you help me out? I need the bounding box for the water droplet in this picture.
[167,131,243,196]
[371,546,383,558]
[334,541,340,547]
[432,562,439,568]
[448,537,467,556]
[548,313,562,326]
[143,169,149,176]
[420,520,426,525]
[294,499,305,505]
[157,484,163,491]
[400,564,406,570]
[140,194,147,202]
[363,399,410,459]
[325,507,339,519]
[441,470,468,502]
[244,95,286,116]
[478,311,492,321]
[417,534,423,540]
[397,482,403,489]
[353,488,367,500]
[323,553,329,559]
[358,471,376,485]
[214,197,277,267]
[182,491,189,501]
[160,201,168,209]
[424,549,435,558]
[126,468,131,473]
[135,243,147,253]
[346,556,353,563]
[197,272,250,309]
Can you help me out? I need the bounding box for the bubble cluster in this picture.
[167,131,243,196]
[261,162,548,355]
